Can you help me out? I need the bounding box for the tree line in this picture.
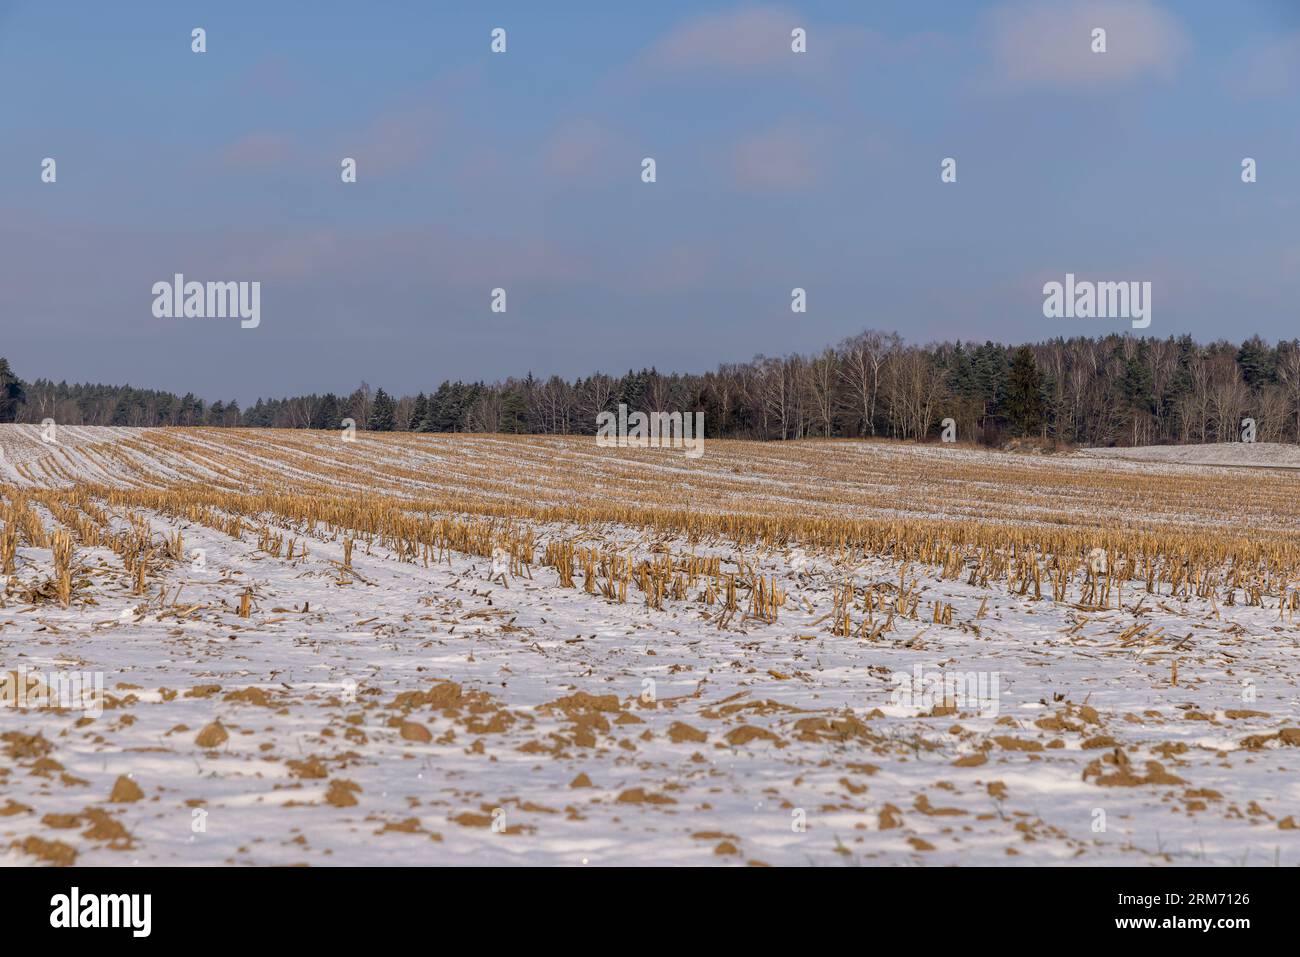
[3,331,1299,445]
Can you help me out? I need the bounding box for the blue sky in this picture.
[1,0,1298,403]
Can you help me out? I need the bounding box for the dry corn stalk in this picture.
[51,529,74,607]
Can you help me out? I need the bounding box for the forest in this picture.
[3,331,1297,446]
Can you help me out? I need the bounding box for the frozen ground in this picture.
[1078,441,1300,469]
[0,424,144,481]
[2,427,1299,866]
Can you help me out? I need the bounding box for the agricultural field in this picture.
[1,424,1299,866]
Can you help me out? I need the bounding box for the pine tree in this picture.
[312,393,340,430]
[370,388,396,431]
[178,393,204,426]
[1003,346,1044,436]
[245,398,273,428]
[500,385,527,433]
[0,358,26,422]
[409,393,428,432]
[427,381,472,432]
[156,393,175,424]
[970,342,1008,435]
[1237,335,1275,390]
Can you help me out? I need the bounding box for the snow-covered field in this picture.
[1079,441,1300,469]
[2,427,1299,866]
[0,424,144,479]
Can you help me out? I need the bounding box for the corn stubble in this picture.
[3,428,1297,630]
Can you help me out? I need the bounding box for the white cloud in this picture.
[542,118,619,179]
[219,131,296,169]
[1226,33,1300,98]
[987,0,1189,90]
[646,6,802,73]
[729,124,825,191]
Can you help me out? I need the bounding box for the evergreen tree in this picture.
[970,342,1008,434]
[1237,335,1275,390]
[312,393,340,430]
[243,398,272,427]
[1120,353,1155,416]
[499,385,528,433]
[156,393,175,425]
[370,388,396,431]
[426,381,474,432]
[1003,346,1044,436]
[423,382,452,431]
[177,393,204,426]
[109,388,136,425]
[0,358,24,422]
[617,369,647,412]
[409,393,428,432]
